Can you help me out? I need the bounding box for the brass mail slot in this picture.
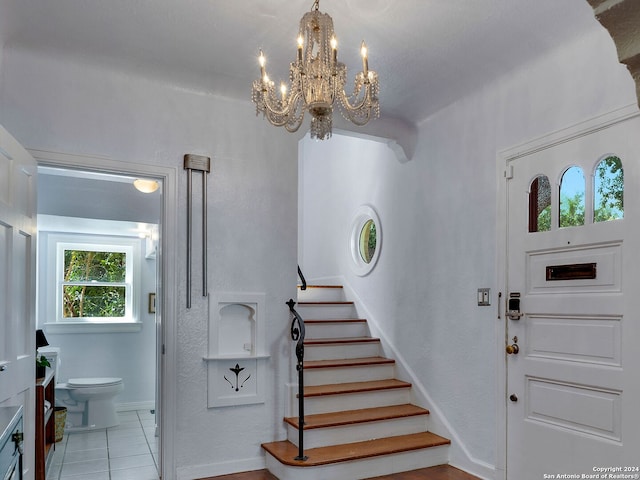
[546,262,596,281]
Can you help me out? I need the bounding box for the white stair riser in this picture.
[287,416,429,449]
[305,322,369,339]
[305,322,370,338]
[304,342,380,361]
[305,364,395,386]
[298,288,345,302]
[296,304,357,319]
[301,389,412,416]
[265,444,450,480]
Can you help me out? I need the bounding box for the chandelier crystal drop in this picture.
[251,0,380,140]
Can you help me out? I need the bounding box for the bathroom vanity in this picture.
[35,369,55,479]
[0,405,23,480]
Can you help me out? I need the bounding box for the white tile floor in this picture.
[46,410,160,480]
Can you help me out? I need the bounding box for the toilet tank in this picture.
[37,346,60,379]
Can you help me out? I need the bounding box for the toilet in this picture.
[37,346,124,431]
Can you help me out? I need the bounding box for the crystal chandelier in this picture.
[251,0,380,141]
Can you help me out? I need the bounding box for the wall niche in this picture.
[204,293,269,407]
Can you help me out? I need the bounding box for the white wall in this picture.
[0,46,299,477]
[300,24,637,471]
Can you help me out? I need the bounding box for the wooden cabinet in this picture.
[35,368,55,480]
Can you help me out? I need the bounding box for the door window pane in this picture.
[594,155,623,222]
[529,175,551,232]
[560,166,585,228]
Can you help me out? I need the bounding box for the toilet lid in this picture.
[67,377,122,388]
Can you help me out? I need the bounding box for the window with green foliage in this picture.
[594,155,623,222]
[56,241,135,322]
[559,166,585,228]
[62,250,127,318]
[359,219,377,264]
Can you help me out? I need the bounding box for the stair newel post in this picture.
[287,298,308,461]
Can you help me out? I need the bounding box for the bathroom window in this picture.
[40,224,144,333]
[61,248,130,319]
[55,240,136,325]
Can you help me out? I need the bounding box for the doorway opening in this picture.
[32,150,177,479]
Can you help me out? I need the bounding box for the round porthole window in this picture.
[350,205,382,276]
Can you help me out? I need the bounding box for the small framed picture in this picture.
[148,293,156,313]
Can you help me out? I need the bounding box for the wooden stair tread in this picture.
[304,356,394,369]
[285,404,430,429]
[305,319,367,324]
[262,432,450,467]
[305,336,380,345]
[297,301,354,305]
[304,379,411,397]
[298,285,344,289]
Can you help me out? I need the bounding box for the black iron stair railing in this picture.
[298,265,307,291]
[286,298,308,461]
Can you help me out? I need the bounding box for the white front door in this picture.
[0,125,38,480]
[505,114,640,478]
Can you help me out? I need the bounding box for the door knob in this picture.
[509,394,518,402]
[506,343,519,355]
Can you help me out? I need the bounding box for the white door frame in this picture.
[29,149,179,480]
[494,104,640,480]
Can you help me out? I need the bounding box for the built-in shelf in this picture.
[36,368,55,480]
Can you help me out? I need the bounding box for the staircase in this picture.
[262,285,451,480]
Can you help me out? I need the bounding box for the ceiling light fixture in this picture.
[251,0,379,141]
[133,179,159,193]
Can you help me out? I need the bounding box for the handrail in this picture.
[297,265,307,291]
[286,298,308,461]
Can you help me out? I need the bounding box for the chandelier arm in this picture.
[260,88,297,118]
[338,87,372,114]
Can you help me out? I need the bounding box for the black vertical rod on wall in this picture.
[184,154,211,308]
[186,168,193,308]
[287,298,308,461]
[202,170,208,297]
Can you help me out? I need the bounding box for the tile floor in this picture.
[46,410,159,480]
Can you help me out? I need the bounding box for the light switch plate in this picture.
[478,288,490,306]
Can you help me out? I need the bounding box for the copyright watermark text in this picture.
[542,467,640,479]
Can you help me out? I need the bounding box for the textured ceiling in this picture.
[0,0,600,126]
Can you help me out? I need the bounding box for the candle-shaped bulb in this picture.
[280,83,287,102]
[360,41,369,76]
[297,35,304,63]
[331,36,338,66]
[258,50,266,80]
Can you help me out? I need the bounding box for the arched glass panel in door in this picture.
[559,166,585,228]
[594,155,623,222]
[529,175,551,232]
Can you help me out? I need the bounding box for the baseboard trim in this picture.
[116,401,155,412]
[176,456,265,480]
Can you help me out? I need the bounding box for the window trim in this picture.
[42,229,143,333]
[57,241,134,323]
[349,205,382,276]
